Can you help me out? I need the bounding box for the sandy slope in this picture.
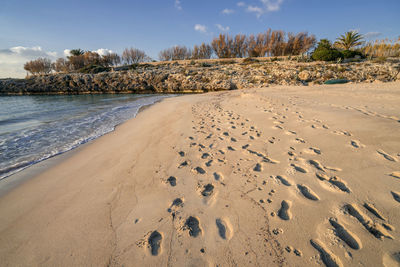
[0,82,399,267]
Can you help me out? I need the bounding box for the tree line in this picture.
[24,47,150,75]
[159,30,316,60]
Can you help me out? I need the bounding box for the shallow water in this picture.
[0,94,172,180]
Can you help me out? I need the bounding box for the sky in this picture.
[0,0,399,78]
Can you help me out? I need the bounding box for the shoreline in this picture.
[0,83,399,266]
[0,95,175,197]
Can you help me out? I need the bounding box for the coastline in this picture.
[0,83,399,266]
[0,95,174,197]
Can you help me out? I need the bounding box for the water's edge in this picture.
[0,96,172,196]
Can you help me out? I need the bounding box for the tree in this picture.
[52,58,70,72]
[101,53,121,67]
[69,49,84,56]
[122,48,148,64]
[334,31,364,50]
[83,51,102,66]
[24,58,52,75]
[212,34,234,58]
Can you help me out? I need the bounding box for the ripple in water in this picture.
[0,94,172,180]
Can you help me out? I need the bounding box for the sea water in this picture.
[0,94,172,180]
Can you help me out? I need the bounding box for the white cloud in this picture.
[222,8,235,15]
[175,0,182,10]
[94,48,113,56]
[240,0,284,17]
[261,0,284,11]
[63,49,71,57]
[364,32,382,39]
[194,24,207,33]
[0,46,58,78]
[216,24,230,32]
[247,5,264,18]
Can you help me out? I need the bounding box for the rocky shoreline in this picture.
[1,59,399,95]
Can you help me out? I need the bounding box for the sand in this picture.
[0,82,399,267]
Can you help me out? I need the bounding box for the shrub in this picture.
[342,50,363,59]
[78,64,110,74]
[312,39,343,61]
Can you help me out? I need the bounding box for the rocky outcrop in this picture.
[1,60,399,95]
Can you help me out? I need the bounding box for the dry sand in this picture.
[0,82,399,267]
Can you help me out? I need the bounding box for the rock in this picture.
[298,71,311,81]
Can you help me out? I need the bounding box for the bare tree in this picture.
[52,58,70,73]
[101,53,121,67]
[122,47,148,64]
[24,58,52,75]
[212,34,234,58]
[159,48,173,61]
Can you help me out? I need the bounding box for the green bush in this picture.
[312,39,343,61]
[78,64,110,74]
[341,50,364,59]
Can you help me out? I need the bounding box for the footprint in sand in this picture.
[278,200,292,220]
[167,176,177,187]
[316,172,329,181]
[254,163,263,172]
[309,159,326,172]
[329,218,361,250]
[201,153,210,159]
[344,204,393,240]
[194,166,206,174]
[216,218,233,240]
[377,150,397,162]
[291,163,308,173]
[350,140,364,148]
[363,203,387,221]
[389,172,400,179]
[148,231,162,256]
[297,184,320,201]
[309,147,322,155]
[310,239,343,267]
[213,172,223,181]
[185,216,202,237]
[276,175,292,186]
[329,176,351,193]
[201,184,215,197]
[391,191,400,203]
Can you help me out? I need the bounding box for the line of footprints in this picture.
[139,97,399,266]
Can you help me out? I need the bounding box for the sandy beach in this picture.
[0,82,399,266]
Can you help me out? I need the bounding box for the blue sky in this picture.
[1,0,399,78]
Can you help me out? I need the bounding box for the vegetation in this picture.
[312,39,343,61]
[361,38,400,58]
[122,48,149,64]
[24,58,52,75]
[334,31,364,50]
[22,30,400,76]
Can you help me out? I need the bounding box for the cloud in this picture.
[94,48,113,56]
[0,46,58,78]
[247,5,264,18]
[222,8,235,15]
[364,32,382,39]
[194,24,207,33]
[175,0,182,10]
[216,24,230,32]
[240,0,284,17]
[261,0,284,11]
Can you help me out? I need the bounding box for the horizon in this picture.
[1,0,399,78]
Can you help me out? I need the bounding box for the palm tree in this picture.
[334,31,364,50]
